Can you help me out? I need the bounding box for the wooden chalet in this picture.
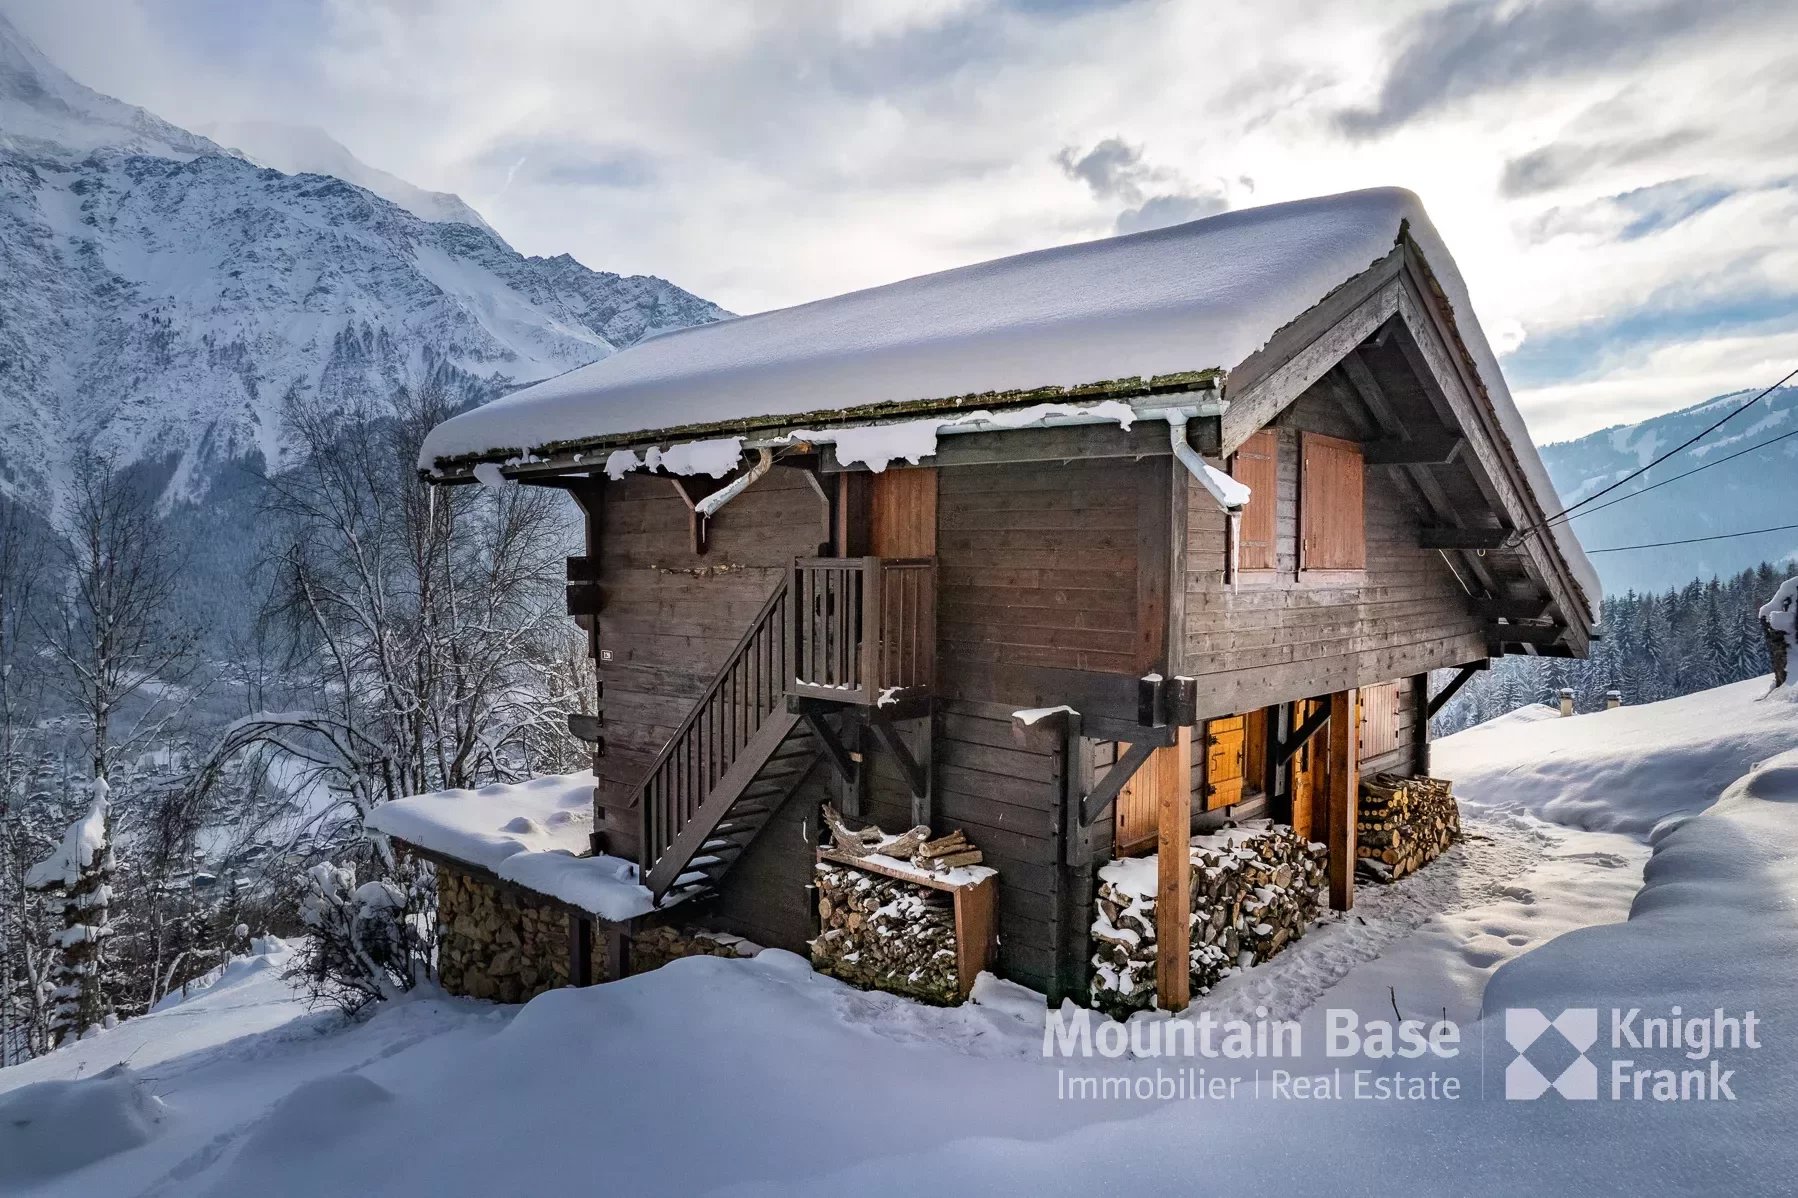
[398,188,1599,1010]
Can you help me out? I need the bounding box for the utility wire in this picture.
[1584,521,1798,554]
[1518,366,1798,542]
[1558,424,1798,525]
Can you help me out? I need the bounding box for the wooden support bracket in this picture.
[1426,660,1490,720]
[1419,526,1511,550]
[868,712,930,808]
[799,704,858,787]
[1363,431,1465,466]
[1079,739,1158,826]
[1272,703,1333,769]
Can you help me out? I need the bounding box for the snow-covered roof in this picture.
[419,188,1434,469]
[365,772,657,923]
[419,185,1598,616]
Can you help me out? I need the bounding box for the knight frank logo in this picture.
[1504,1008,1599,1100]
[1500,1006,1762,1101]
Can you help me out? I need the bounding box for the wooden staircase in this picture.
[634,556,938,906]
[635,577,819,904]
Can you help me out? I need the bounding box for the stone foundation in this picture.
[626,924,759,973]
[1090,821,1327,1017]
[437,864,571,1002]
[436,863,767,1002]
[810,862,960,1005]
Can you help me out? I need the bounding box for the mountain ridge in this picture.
[0,10,730,516]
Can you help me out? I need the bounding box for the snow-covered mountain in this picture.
[0,11,728,515]
[1538,386,1798,595]
[200,120,496,234]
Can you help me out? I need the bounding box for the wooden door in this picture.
[1114,744,1161,855]
[869,467,937,558]
[1202,716,1246,810]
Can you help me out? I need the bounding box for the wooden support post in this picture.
[604,927,630,982]
[569,915,594,987]
[1411,673,1432,777]
[1325,689,1358,911]
[1154,725,1194,1012]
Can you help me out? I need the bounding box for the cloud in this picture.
[1056,136,1232,233]
[1336,0,1768,137]
[1501,129,1706,196]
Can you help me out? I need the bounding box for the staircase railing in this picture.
[637,576,790,887]
[788,556,936,705]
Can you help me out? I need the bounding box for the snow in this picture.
[419,189,1434,465]
[363,772,658,922]
[5,681,1793,1195]
[25,790,108,891]
[1760,577,1796,637]
[1012,705,1077,725]
[0,1065,167,1186]
[1433,676,1797,837]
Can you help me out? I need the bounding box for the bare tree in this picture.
[22,454,199,1042]
[0,499,56,1062]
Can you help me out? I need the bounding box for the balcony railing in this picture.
[788,556,936,706]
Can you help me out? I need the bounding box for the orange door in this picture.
[1203,716,1246,810]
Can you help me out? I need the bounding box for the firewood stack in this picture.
[810,862,960,1005]
[1091,822,1328,1017]
[1356,773,1461,883]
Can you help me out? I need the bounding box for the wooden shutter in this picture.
[1299,432,1366,571]
[1202,716,1246,810]
[1230,430,1278,571]
[1358,680,1402,759]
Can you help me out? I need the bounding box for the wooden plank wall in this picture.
[1359,675,1424,778]
[1183,384,1487,721]
[593,469,826,864]
[937,456,1158,697]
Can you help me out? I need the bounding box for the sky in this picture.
[6,0,1798,443]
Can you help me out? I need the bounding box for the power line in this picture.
[1520,366,1798,540]
[1584,521,1798,554]
[1560,424,1798,524]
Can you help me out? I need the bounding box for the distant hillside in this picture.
[1538,386,1798,595]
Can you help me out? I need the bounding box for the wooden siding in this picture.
[1181,386,1487,722]
[936,455,1158,700]
[1360,674,1426,778]
[593,469,827,862]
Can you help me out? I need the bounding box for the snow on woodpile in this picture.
[1090,821,1326,1015]
[365,772,656,922]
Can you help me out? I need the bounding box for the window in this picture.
[1359,680,1403,759]
[1229,429,1278,572]
[1299,432,1366,571]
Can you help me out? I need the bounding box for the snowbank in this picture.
[365,772,657,921]
[0,1065,166,1185]
[1434,677,1796,837]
